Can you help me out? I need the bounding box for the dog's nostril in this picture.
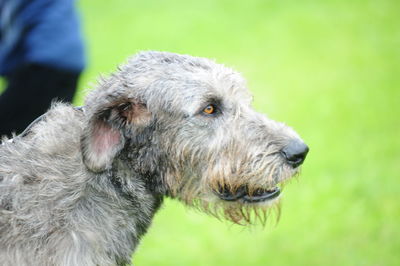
[281,140,309,167]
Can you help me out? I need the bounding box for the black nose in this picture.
[281,140,309,168]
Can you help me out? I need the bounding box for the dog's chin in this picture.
[213,165,300,205]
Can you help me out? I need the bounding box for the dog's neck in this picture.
[84,158,164,260]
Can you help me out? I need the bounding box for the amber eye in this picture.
[203,104,215,115]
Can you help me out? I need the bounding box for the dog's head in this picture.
[81,51,308,225]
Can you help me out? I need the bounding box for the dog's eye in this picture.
[203,104,216,115]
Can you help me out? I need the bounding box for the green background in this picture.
[5,0,400,265]
[77,0,399,265]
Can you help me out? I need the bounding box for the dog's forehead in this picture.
[128,52,253,114]
[177,70,252,114]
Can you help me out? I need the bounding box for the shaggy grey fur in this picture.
[0,51,308,266]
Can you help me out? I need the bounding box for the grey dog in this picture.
[0,51,308,266]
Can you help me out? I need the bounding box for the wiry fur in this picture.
[0,51,306,265]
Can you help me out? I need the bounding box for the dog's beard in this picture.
[177,192,282,226]
[163,152,299,225]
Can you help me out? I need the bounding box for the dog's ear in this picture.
[81,98,151,173]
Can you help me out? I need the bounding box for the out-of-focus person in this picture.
[0,0,86,137]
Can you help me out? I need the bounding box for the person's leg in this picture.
[0,64,80,137]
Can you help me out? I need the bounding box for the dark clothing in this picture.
[0,0,86,136]
[0,64,79,135]
[0,0,86,75]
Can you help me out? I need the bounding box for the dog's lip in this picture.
[242,187,280,203]
[216,186,280,203]
[216,186,247,201]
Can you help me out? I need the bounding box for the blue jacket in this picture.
[0,0,86,75]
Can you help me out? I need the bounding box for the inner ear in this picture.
[116,101,151,126]
[81,100,151,173]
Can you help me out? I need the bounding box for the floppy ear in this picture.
[81,99,151,173]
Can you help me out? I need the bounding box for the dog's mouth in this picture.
[215,185,281,203]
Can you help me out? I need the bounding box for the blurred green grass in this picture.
[76,0,400,265]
